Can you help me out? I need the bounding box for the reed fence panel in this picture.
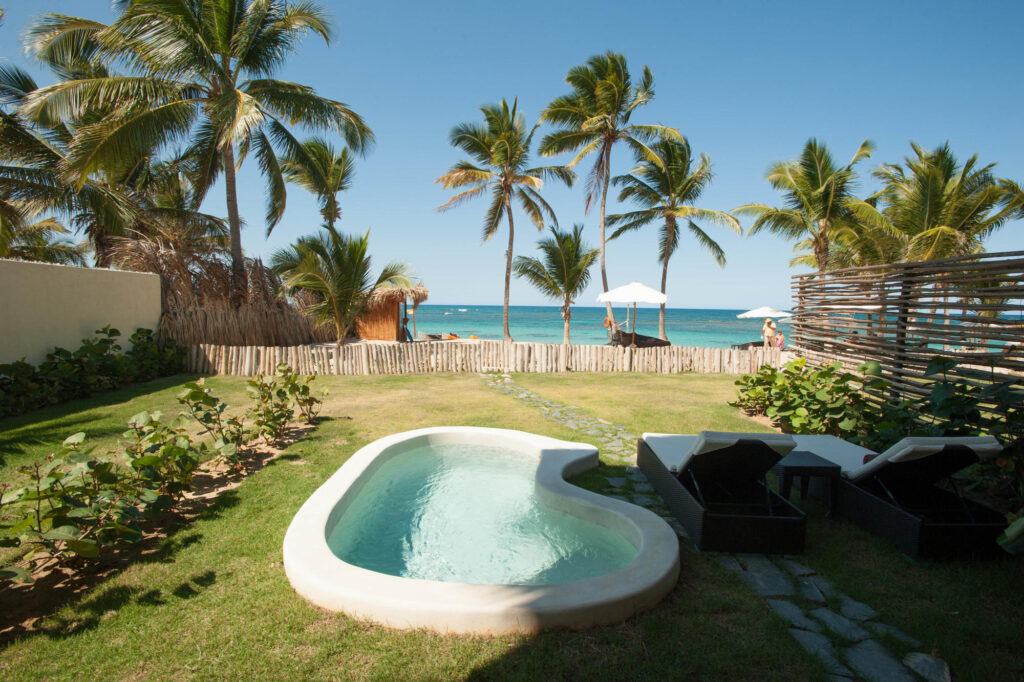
[160,305,334,347]
[790,250,1024,401]
[182,340,783,377]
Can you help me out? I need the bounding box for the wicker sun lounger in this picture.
[638,431,806,554]
[793,435,1007,559]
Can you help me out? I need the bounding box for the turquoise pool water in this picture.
[327,443,637,585]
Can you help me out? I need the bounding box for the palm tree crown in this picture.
[22,0,373,303]
[436,98,573,341]
[282,137,355,230]
[735,138,873,272]
[608,138,740,339]
[513,224,598,344]
[539,51,681,329]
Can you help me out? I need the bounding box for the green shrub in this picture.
[0,327,184,419]
[178,379,248,467]
[246,373,293,444]
[277,363,323,424]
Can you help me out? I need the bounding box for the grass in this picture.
[0,371,1019,680]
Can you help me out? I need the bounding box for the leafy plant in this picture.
[276,364,323,424]
[246,374,294,444]
[178,379,248,467]
[122,411,200,499]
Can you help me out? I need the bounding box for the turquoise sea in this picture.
[411,305,783,348]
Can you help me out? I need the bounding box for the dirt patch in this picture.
[0,422,314,645]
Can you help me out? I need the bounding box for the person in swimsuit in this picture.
[761,318,777,348]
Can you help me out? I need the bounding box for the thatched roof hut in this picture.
[356,284,430,341]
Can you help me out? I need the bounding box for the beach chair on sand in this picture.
[638,431,806,554]
[792,435,1007,559]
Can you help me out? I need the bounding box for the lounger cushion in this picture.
[849,436,1003,483]
[791,435,876,475]
[642,431,795,474]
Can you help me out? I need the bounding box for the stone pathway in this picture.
[481,373,950,682]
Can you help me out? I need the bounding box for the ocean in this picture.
[410,305,783,348]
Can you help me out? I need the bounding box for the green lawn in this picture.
[0,372,1020,681]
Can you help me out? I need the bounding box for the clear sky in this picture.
[2,0,1022,310]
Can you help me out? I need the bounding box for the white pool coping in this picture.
[282,426,681,634]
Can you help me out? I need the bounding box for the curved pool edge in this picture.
[282,426,681,634]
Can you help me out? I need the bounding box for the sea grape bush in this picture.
[1,365,323,585]
[0,327,184,418]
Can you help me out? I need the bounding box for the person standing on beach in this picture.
[761,318,777,348]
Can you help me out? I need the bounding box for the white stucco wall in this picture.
[0,260,161,365]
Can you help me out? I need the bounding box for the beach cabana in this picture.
[356,284,429,341]
[638,431,806,553]
[793,435,1007,559]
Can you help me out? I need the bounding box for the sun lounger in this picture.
[638,431,807,554]
[793,435,1007,559]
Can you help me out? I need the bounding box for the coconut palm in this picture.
[436,98,573,341]
[271,226,411,363]
[540,52,681,328]
[735,138,874,272]
[850,143,1016,261]
[0,212,87,264]
[607,139,740,340]
[282,137,355,230]
[513,224,598,344]
[22,1,372,303]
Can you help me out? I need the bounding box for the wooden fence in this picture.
[182,340,784,376]
[790,250,1024,400]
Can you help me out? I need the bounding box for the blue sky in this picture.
[2,0,1022,309]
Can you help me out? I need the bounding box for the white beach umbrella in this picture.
[737,306,791,319]
[598,282,667,345]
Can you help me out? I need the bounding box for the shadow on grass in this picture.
[0,374,203,466]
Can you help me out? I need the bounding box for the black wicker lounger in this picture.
[638,432,807,554]
[794,436,1007,559]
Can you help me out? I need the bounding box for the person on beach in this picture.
[775,332,785,350]
[761,318,777,348]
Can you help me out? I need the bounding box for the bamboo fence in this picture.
[790,250,1024,401]
[181,340,784,376]
[160,305,334,347]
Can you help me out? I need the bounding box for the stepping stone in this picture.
[717,555,742,571]
[605,477,627,488]
[779,558,816,577]
[903,653,951,682]
[631,482,653,493]
[625,466,640,474]
[767,599,823,632]
[607,494,631,502]
[797,578,827,604]
[844,639,916,682]
[807,574,836,598]
[839,595,880,621]
[737,559,794,597]
[628,471,649,483]
[809,608,870,641]
[788,628,853,677]
[865,622,921,646]
[630,494,658,507]
[665,518,689,539]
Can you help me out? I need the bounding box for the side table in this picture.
[774,450,841,514]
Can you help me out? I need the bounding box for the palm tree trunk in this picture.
[815,220,830,273]
[598,144,617,334]
[659,257,669,341]
[222,143,247,307]
[562,302,571,345]
[503,200,515,342]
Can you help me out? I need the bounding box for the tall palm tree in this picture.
[282,137,355,230]
[607,139,741,340]
[539,52,680,328]
[271,226,410,365]
[436,98,573,341]
[513,224,598,344]
[850,143,1015,261]
[735,138,874,272]
[0,212,87,264]
[22,1,372,304]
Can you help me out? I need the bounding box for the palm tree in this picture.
[22,1,372,304]
[607,139,741,340]
[540,52,680,328]
[436,98,573,341]
[513,224,598,344]
[850,143,1015,261]
[271,226,411,365]
[735,138,874,272]
[282,137,355,230]
[0,212,87,264]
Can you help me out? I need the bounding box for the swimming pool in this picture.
[283,427,680,634]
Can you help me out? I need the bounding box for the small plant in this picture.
[178,379,248,467]
[246,374,293,444]
[277,364,323,424]
[122,411,199,499]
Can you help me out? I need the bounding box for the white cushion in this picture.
[643,431,795,473]
[849,436,1003,481]
[791,435,877,475]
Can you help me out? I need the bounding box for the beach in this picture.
[412,305,781,347]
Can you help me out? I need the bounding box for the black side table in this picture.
[774,450,841,514]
